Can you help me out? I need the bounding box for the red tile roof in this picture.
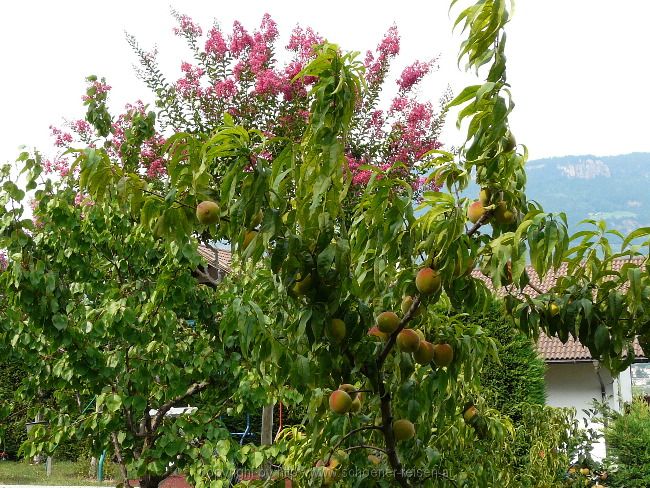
[471,257,647,362]
[538,333,645,362]
[197,245,232,272]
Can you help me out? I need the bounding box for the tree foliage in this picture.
[1,1,649,487]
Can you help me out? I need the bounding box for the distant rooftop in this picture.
[472,257,647,362]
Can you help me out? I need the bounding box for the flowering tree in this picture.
[2,2,650,488]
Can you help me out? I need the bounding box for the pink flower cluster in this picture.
[0,251,7,271]
[286,25,323,61]
[43,157,71,177]
[365,25,400,85]
[74,192,94,207]
[388,98,441,166]
[397,60,435,92]
[174,15,202,37]
[73,119,91,135]
[50,126,73,147]
[176,62,205,98]
[346,155,391,186]
[82,80,111,101]
[205,27,228,58]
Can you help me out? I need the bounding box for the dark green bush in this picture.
[604,398,650,487]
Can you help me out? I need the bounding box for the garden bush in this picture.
[604,398,650,487]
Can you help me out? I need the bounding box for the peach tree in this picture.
[2,1,650,487]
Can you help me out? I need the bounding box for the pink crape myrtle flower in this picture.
[74,192,94,207]
[286,25,323,60]
[214,78,237,99]
[49,126,73,147]
[0,251,7,271]
[397,60,435,92]
[174,15,202,37]
[254,69,284,97]
[205,27,228,58]
[229,21,253,56]
[82,80,111,101]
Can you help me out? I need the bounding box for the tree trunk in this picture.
[260,404,274,445]
[260,404,274,480]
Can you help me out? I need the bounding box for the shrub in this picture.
[604,398,650,487]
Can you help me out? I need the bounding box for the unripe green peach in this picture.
[367,454,381,465]
[291,273,313,296]
[328,319,346,343]
[549,302,560,317]
[376,311,400,334]
[433,343,454,367]
[401,295,414,315]
[349,393,363,413]
[415,267,441,295]
[494,201,516,225]
[196,201,220,225]
[479,188,491,205]
[392,419,415,441]
[328,389,352,414]
[397,329,421,353]
[414,329,425,341]
[413,340,434,365]
[467,200,486,224]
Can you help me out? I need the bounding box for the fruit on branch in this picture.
[338,383,358,401]
[329,389,353,414]
[415,267,441,295]
[433,343,454,367]
[463,403,479,424]
[415,329,425,341]
[327,319,347,343]
[494,201,516,225]
[401,295,413,315]
[376,311,400,334]
[329,450,348,468]
[367,454,381,465]
[504,131,517,152]
[291,273,313,296]
[467,200,486,224]
[196,200,220,225]
[579,468,590,476]
[349,393,363,413]
[397,329,421,353]
[242,230,257,250]
[392,419,415,441]
[321,466,336,486]
[368,326,388,341]
[413,340,434,365]
[548,302,560,317]
[479,188,491,205]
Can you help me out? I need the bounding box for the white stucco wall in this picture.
[545,362,617,460]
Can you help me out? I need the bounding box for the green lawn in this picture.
[0,460,119,485]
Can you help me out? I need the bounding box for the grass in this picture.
[0,460,120,485]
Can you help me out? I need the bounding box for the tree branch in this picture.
[377,295,422,369]
[466,211,491,237]
[111,432,131,487]
[151,381,210,432]
[326,425,383,464]
[343,444,388,455]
